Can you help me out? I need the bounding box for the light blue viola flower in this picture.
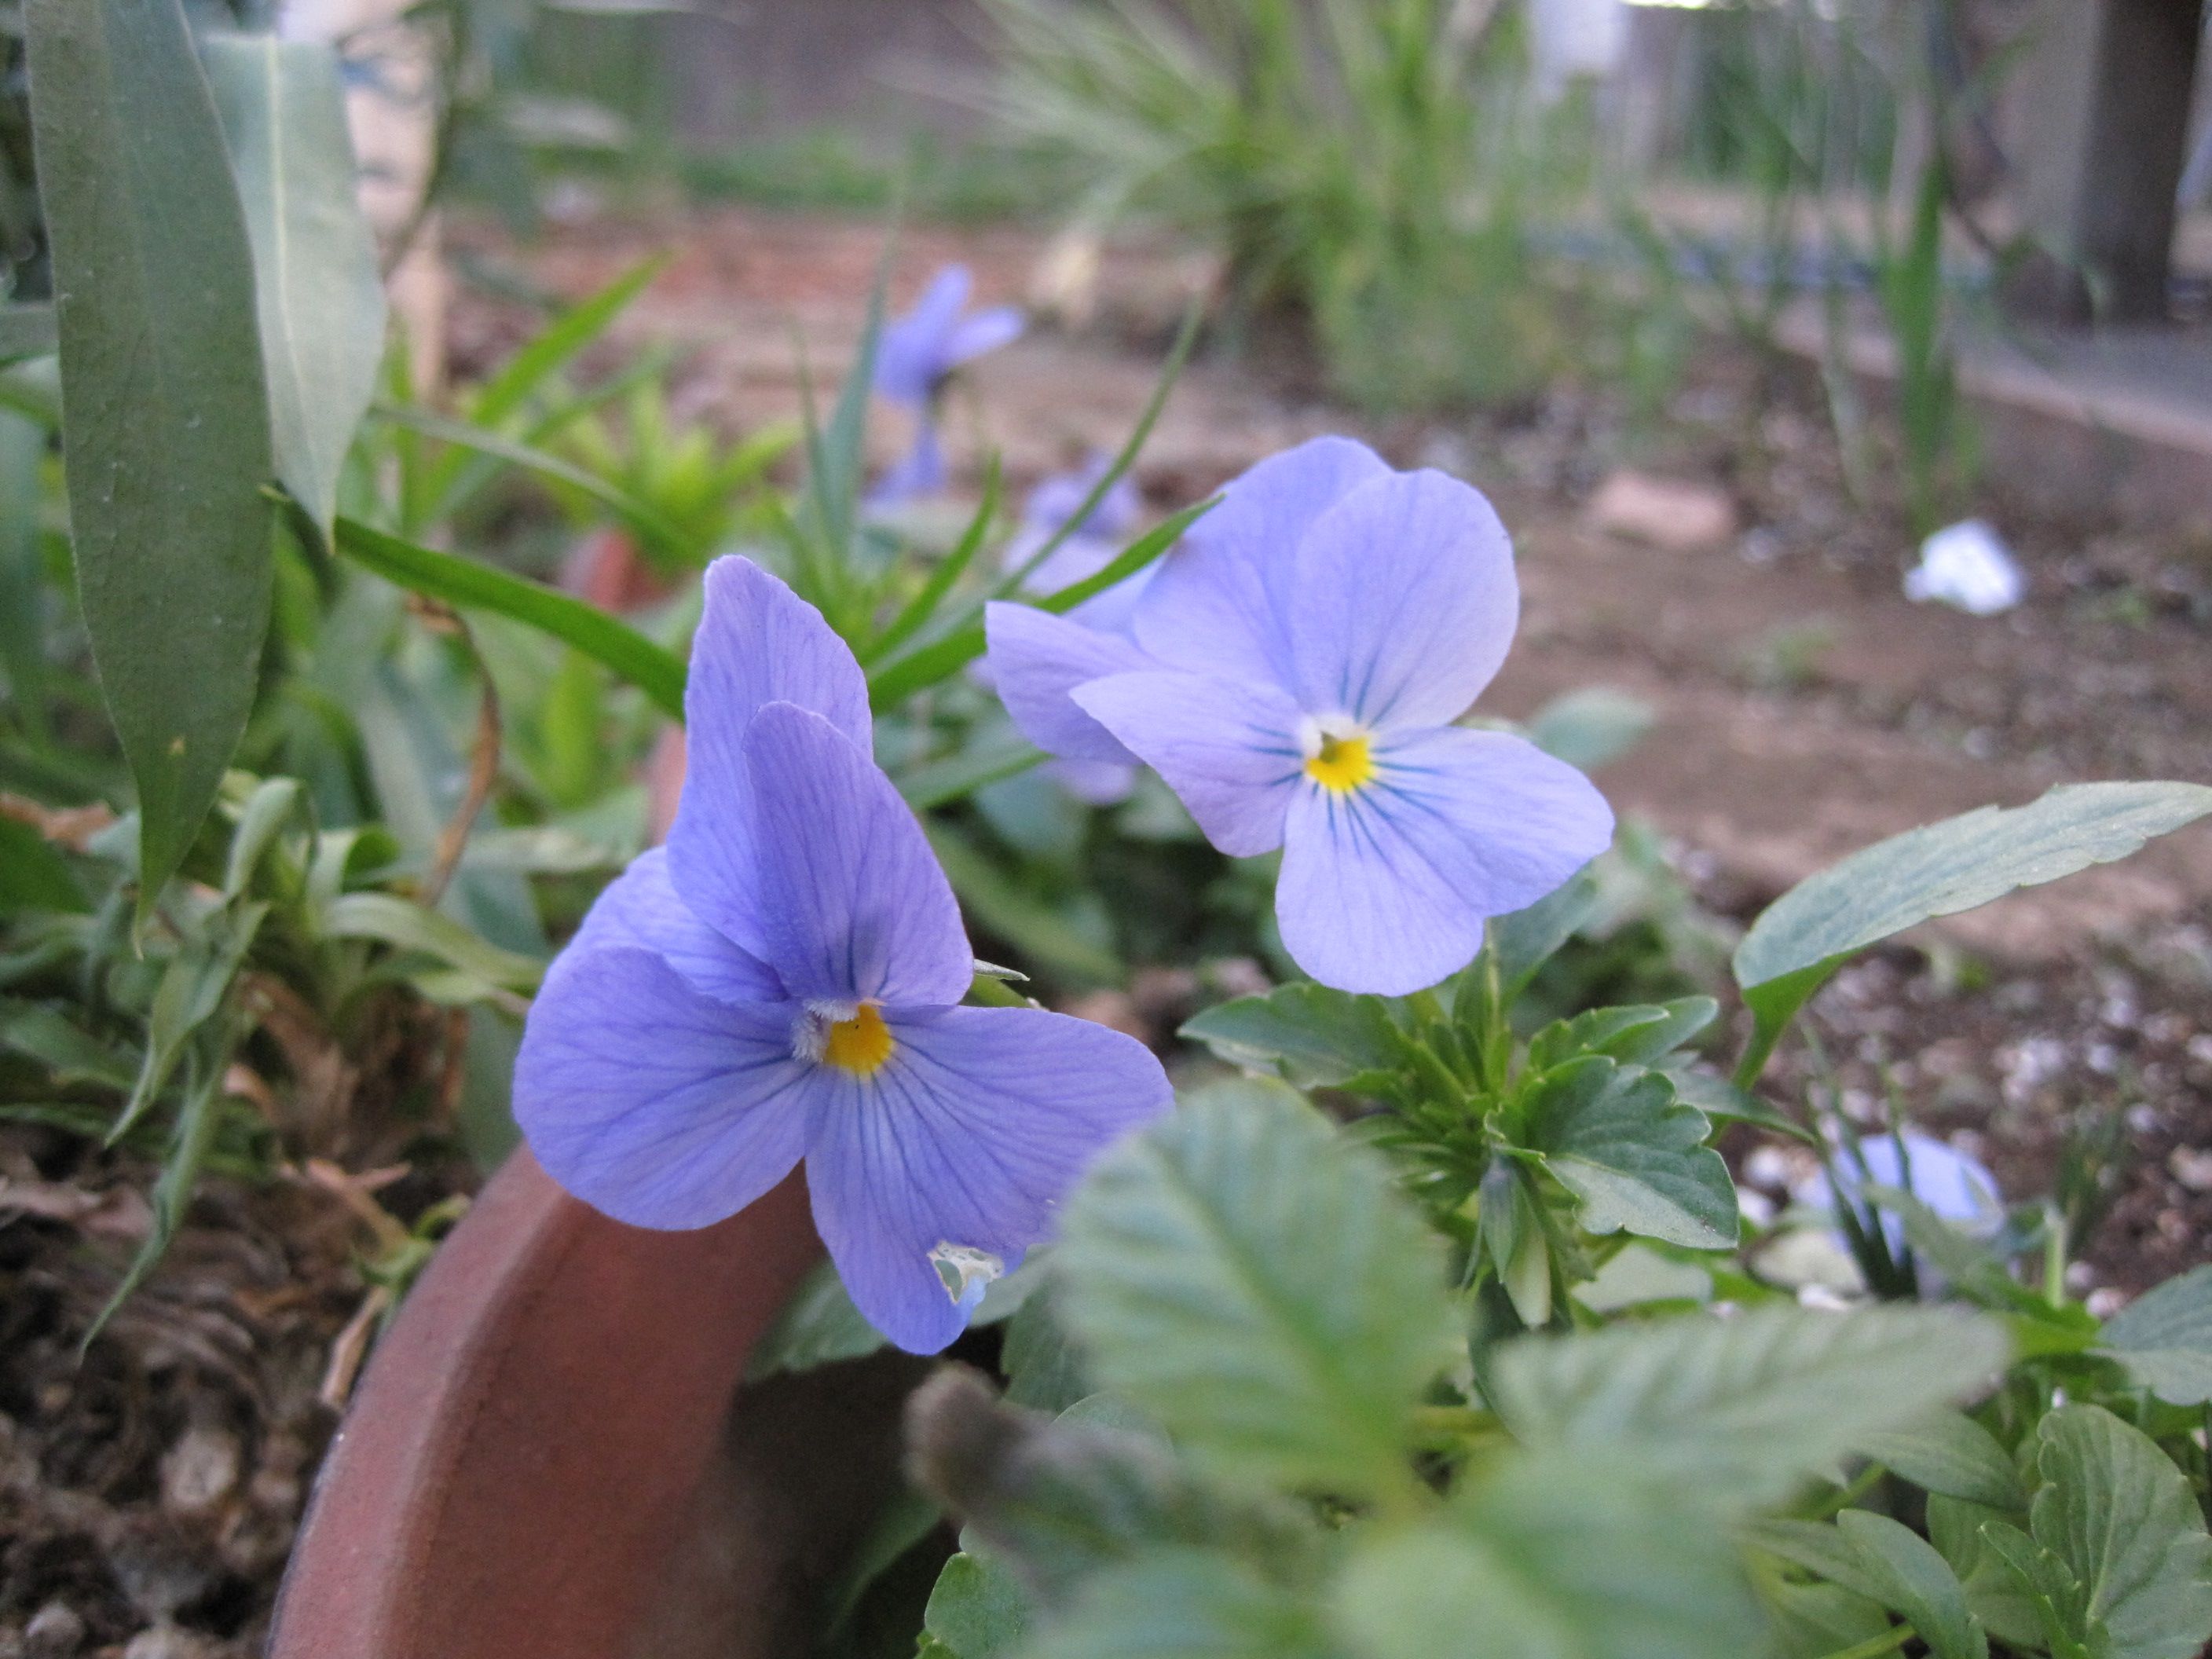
[515,556,1170,1353]
[1799,1129,2004,1257]
[983,435,1615,996]
[867,266,1025,505]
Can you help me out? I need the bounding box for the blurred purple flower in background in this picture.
[515,557,1169,1353]
[1797,1128,2004,1256]
[868,266,1024,505]
[985,436,1614,996]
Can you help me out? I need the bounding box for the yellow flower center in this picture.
[1304,730,1375,793]
[822,1003,895,1077]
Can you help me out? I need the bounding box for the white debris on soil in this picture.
[1904,519,2025,615]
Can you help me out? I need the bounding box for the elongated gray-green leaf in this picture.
[1734,783,2212,1071]
[26,0,275,909]
[204,34,386,540]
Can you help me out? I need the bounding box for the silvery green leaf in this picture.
[1734,784,2212,1074]
[1520,1057,1737,1249]
[1055,1087,1456,1499]
[203,35,386,541]
[924,1551,1032,1659]
[2096,1265,2212,1405]
[1927,1496,2049,1651]
[1761,1580,1893,1659]
[2029,1404,2212,1659]
[1492,1304,2009,1508]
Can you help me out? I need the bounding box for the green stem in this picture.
[1807,1462,1886,1520]
[2042,1203,2069,1308]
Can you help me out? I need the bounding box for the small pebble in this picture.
[160,1423,243,1521]
[2166,1148,2212,1193]
[24,1602,86,1658]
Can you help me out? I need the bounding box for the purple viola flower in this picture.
[1004,452,1152,630]
[983,436,1615,997]
[874,265,1026,408]
[866,267,1024,508]
[515,556,1170,1353]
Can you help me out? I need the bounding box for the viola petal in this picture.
[984,601,1155,764]
[1276,728,1613,994]
[514,946,811,1229]
[1286,469,1518,731]
[1131,435,1390,689]
[569,845,784,1005]
[741,701,972,1008]
[804,1005,1170,1353]
[668,557,872,958]
[1071,668,1304,856]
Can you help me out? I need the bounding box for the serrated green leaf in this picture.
[1928,1496,2049,1651]
[924,1551,1032,1659]
[1055,1089,1456,1499]
[1859,1410,2024,1511]
[2031,1404,2212,1659]
[1179,983,1410,1089]
[27,0,276,911]
[203,35,385,540]
[2096,1265,2212,1406]
[1734,784,2212,1079]
[1980,1518,2099,1659]
[1525,998,1716,1075]
[1491,1305,2009,1507]
[1837,1509,1987,1659]
[1334,1451,1762,1659]
[1520,1057,1738,1249]
[1031,1552,1333,1659]
[1747,1518,1899,1606]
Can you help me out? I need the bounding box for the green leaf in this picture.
[1927,1496,2049,1651]
[112,900,267,1143]
[319,891,543,993]
[0,303,57,363]
[1490,1304,2010,1507]
[1478,1158,1554,1328]
[468,255,664,432]
[923,1551,1032,1659]
[27,0,277,911]
[1979,1519,2099,1659]
[1332,1451,1763,1659]
[0,818,86,914]
[1031,1552,1333,1659]
[2096,1265,2212,1405]
[0,997,137,1089]
[1525,998,1716,1075]
[1762,1581,1895,1659]
[1524,686,1653,773]
[1859,1410,2024,1511]
[742,1258,886,1379]
[331,517,686,720]
[1520,1057,1738,1249]
[1734,784,2212,1080]
[375,402,698,557]
[203,35,386,541]
[2030,1404,2212,1659]
[1054,1087,1456,1499]
[1179,983,1410,1089]
[221,775,302,900]
[925,821,1122,985]
[1836,1509,1987,1659]
[0,408,50,746]
[1489,864,1602,998]
[88,1036,233,1342]
[1746,1518,1899,1606]
[1004,1284,1092,1415]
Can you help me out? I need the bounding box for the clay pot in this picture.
[269,1152,927,1659]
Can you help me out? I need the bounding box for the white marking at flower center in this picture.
[789,999,862,1064]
